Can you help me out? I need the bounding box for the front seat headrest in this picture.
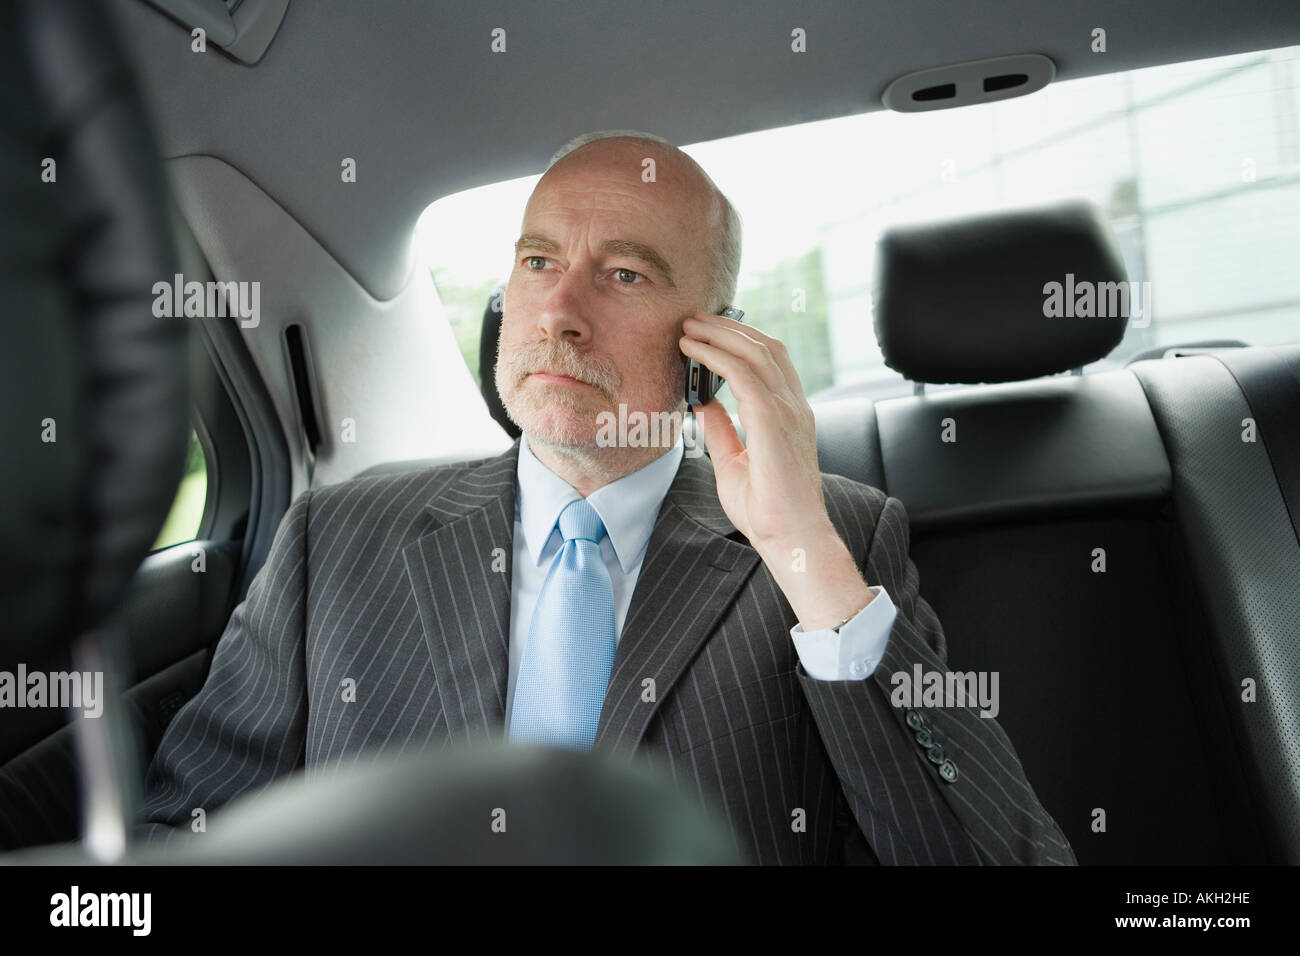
[873,199,1130,384]
[0,0,188,665]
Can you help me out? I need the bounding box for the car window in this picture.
[152,429,208,550]
[419,42,1300,409]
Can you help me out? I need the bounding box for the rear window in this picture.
[419,43,1300,408]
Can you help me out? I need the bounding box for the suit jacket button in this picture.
[905,709,925,731]
[915,729,934,748]
[939,759,958,783]
[926,744,946,764]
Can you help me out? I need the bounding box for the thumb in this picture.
[691,398,744,465]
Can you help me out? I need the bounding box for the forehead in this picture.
[523,143,712,250]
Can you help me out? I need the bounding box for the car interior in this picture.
[1,0,1298,869]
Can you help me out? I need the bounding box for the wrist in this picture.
[753,519,842,566]
[756,524,874,632]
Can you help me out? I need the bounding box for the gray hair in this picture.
[546,130,742,314]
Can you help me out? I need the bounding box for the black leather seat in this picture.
[812,200,1300,864]
[1128,345,1300,863]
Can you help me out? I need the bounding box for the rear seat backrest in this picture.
[873,370,1169,532]
[812,200,1283,863]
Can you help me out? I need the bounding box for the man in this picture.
[138,130,1075,865]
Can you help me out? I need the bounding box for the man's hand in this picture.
[680,312,874,631]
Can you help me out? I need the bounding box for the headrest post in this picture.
[70,626,141,863]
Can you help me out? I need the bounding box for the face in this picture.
[495,139,716,452]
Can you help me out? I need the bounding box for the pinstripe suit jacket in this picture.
[138,439,1076,865]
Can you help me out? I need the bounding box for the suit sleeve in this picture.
[796,489,1077,865]
[132,491,313,846]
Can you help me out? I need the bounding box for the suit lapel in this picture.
[594,450,760,755]
[402,442,521,748]
[403,441,760,755]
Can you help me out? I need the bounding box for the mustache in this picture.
[508,341,622,394]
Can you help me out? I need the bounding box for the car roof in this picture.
[107,0,1300,300]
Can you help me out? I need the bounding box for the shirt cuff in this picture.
[790,585,897,681]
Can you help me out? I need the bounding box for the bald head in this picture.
[539,131,741,313]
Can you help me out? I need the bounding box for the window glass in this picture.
[419,44,1300,411]
[152,429,208,550]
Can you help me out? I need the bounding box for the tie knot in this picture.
[557,498,606,544]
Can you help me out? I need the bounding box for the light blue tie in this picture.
[509,498,617,750]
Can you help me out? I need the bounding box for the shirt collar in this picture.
[517,433,685,574]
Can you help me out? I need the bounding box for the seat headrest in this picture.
[873,200,1130,384]
[0,0,188,665]
[479,284,521,441]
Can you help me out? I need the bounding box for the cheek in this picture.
[496,323,517,352]
[617,328,683,395]
[496,311,529,353]
[494,324,523,383]
[499,277,529,330]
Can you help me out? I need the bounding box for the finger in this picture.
[691,397,744,465]
[679,334,778,413]
[680,336,800,451]
[683,315,787,395]
[688,312,804,393]
[719,321,804,395]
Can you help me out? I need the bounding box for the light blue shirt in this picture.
[504,434,898,727]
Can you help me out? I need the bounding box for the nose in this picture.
[535,263,596,344]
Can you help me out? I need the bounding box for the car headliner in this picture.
[107,0,1300,301]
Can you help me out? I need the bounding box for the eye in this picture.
[524,256,548,270]
[614,268,643,284]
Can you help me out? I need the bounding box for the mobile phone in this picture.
[685,306,745,405]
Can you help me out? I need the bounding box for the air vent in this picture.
[883,54,1055,113]
[913,83,956,102]
[984,73,1028,93]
